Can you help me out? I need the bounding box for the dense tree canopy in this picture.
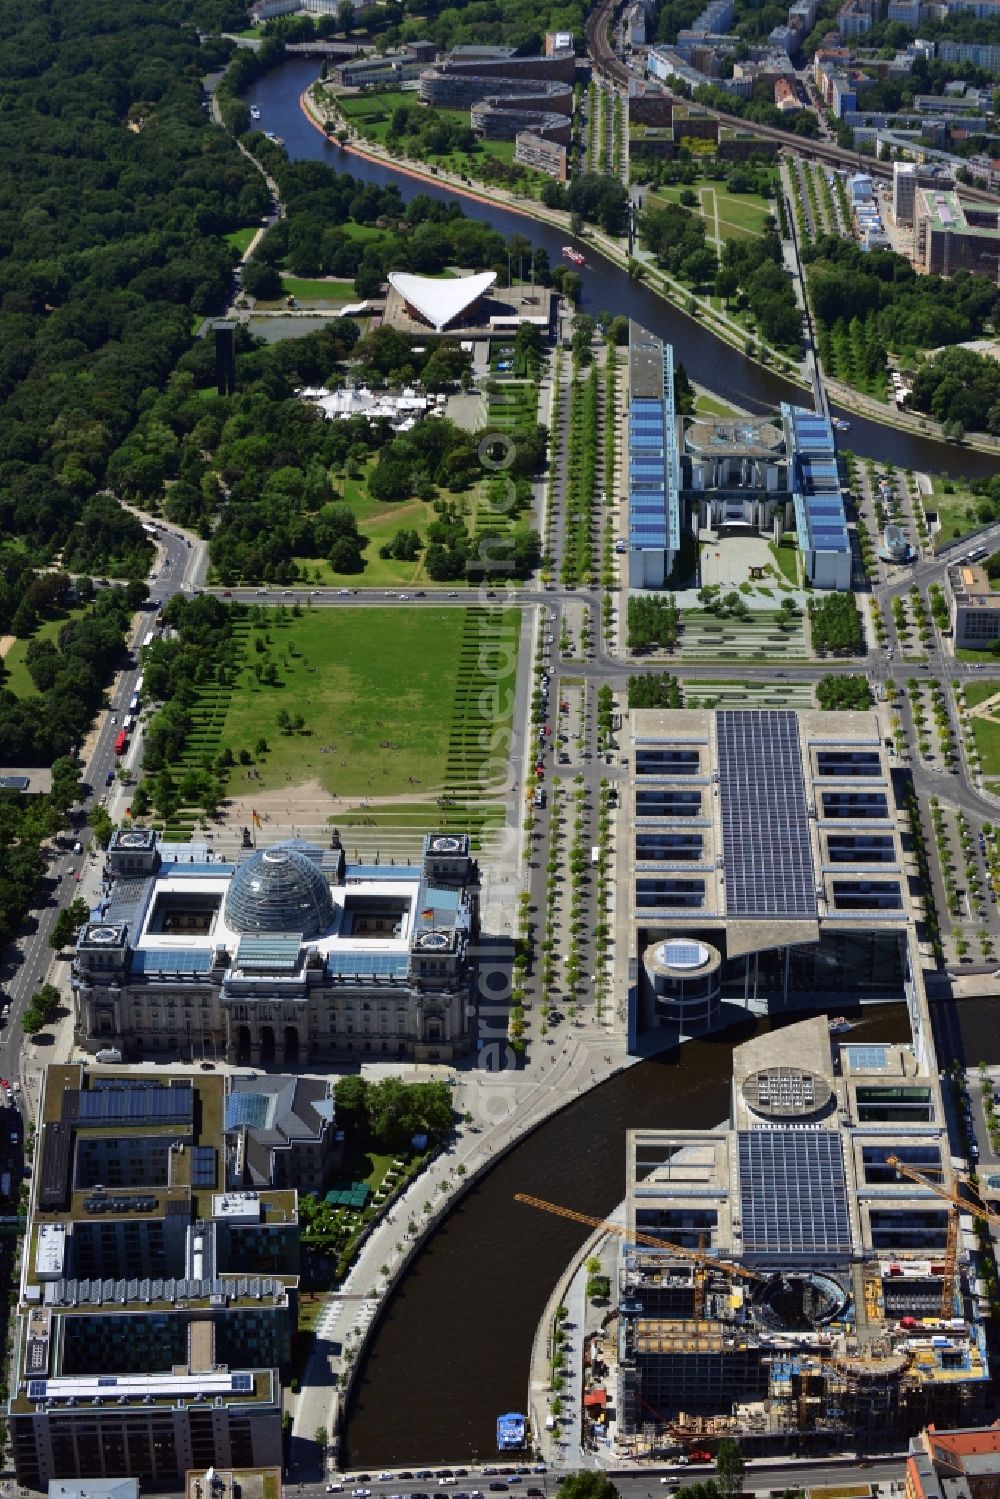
[0,0,261,566]
[907,347,1000,436]
[804,236,1000,357]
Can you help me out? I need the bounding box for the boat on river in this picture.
[561,246,585,266]
[829,1016,853,1034]
[497,1412,527,1450]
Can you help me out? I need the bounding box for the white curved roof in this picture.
[388,270,497,331]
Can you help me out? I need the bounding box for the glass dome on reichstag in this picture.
[224,843,334,939]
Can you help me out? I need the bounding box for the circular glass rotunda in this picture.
[224,843,335,939]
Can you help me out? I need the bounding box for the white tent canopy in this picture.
[388,270,497,331]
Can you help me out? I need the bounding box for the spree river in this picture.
[252,59,999,479]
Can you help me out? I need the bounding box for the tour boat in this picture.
[829,1016,853,1034]
[561,246,586,266]
[496,1412,527,1450]
[832,417,851,432]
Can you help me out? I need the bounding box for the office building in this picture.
[945,560,1000,649]
[8,1065,298,1486]
[72,832,477,1065]
[894,161,918,225]
[784,405,852,588]
[626,324,682,589]
[330,49,426,88]
[914,190,1000,277]
[618,707,928,1047]
[417,48,574,178]
[624,325,850,592]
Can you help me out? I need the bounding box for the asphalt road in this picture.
[0,524,205,1111]
[283,1456,906,1497]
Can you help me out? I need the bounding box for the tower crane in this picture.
[884,1154,1000,1318]
[512,1193,764,1290]
[884,1155,1000,1228]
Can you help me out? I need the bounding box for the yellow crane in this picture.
[884,1154,1000,1318]
[512,1192,764,1288]
[885,1155,1000,1228]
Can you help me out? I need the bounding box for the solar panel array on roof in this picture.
[73,1083,194,1126]
[627,332,681,555]
[717,710,817,920]
[738,1129,850,1255]
[191,1146,216,1188]
[785,405,850,557]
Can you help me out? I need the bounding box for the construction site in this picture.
[612,1018,992,1454]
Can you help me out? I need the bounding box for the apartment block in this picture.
[914,189,1000,277]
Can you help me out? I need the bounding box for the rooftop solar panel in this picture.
[191,1146,217,1188]
[74,1083,194,1126]
[738,1130,850,1256]
[717,710,817,920]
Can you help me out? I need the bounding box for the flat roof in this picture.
[27,1371,256,1402]
[717,709,818,921]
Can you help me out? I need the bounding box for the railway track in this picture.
[584,0,1000,208]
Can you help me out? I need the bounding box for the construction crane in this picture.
[885,1155,1000,1229]
[513,1192,764,1285]
[884,1154,995,1318]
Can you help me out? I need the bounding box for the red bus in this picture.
[114,730,128,756]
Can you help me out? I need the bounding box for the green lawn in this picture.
[281,275,360,302]
[769,539,801,586]
[218,606,517,799]
[970,710,1000,778]
[224,227,257,254]
[335,88,418,120]
[963,679,1000,711]
[648,180,774,240]
[928,477,984,548]
[3,610,85,697]
[293,471,478,588]
[692,392,745,419]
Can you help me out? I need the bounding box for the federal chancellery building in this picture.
[72,831,478,1066]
